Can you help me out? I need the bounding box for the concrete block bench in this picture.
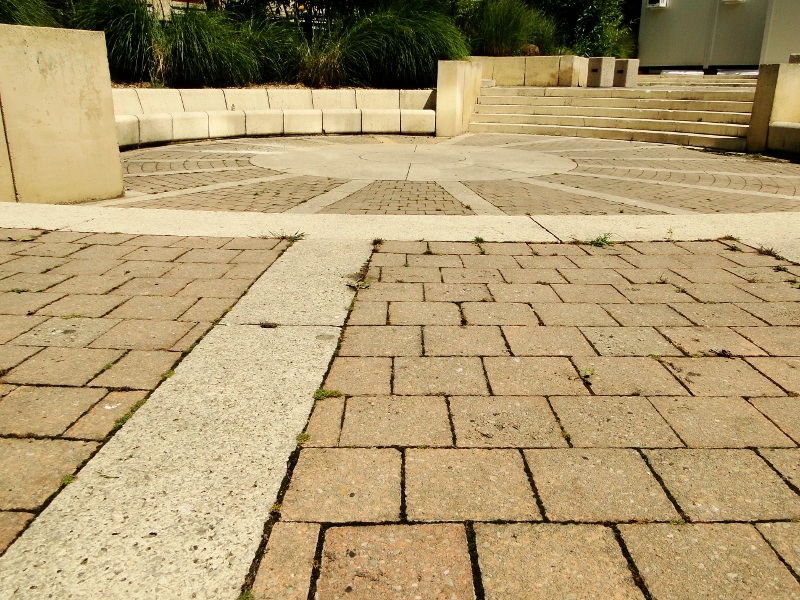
[768,122,800,154]
[112,87,436,147]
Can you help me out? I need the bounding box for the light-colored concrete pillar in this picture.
[0,111,14,202]
[436,61,466,137]
[558,55,589,87]
[587,57,616,87]
[613,59,640,87]
[747,63,800,152]
[0,25,123,203]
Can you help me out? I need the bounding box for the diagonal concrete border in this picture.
[437,180,506,215]
[285,179,374,214]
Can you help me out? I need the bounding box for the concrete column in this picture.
[747,63,800,152]
[587,57,615,88]
[613,59,640,88]
[0,108,14,202]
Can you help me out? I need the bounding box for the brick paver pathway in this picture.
[250,238,800,599]
[0,228,286,553]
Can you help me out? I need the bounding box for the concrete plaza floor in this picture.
[0,133,799,599]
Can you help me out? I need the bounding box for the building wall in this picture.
[761,0,800,64]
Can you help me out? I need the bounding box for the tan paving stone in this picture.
[405,448,540,521]
[616,283,696,304]
[658,326,767,356]
[165,263,231,279]
[89,319,194,350]
[516,255,576,269]
[599,304,694,327]
[500,268,566,284]
[0,511,33,554]
[650,396,794,448]
[339,326,421,357]
[529,243,588,256]
[339,396,452,447]
[664,357,784,396]
[423,326,508,356]
[738,302,800,325]
[615,268,691,286]
[407,254,462,268]
[581,326,681,357]
[63,390,147,440]
[170,321,212,352]
[676,241,731,254]
[553,284,629,304]
[302,396,345,448]
[347,301,387,325]
[450,396,565,448]
[177,278,252,299]
[357,282,423,302]
[380,267,441,284]
[532,303,617,326]
[122,246,188,262]
[113,277,192,297]
[760,448,800,488]
[0,346,41,373]
[462,255,520,270]
[424,283,491,302]
[376,241,427,254]
[724,252,790,268]
[682,283,762,303]
[0,272,70,292]
[617,254,685,270]
[11,317,119,348]
[16,243,84,258]
[35,294,127,318]
[751,397,800,443]
[389,302,460,325]
[476,523,644,600]
[252,522,319,600]
[645,449,800,521]
[441,268,503,284]
[0,386,107,436]
[485,357,589,395]
[559,268,629,285]
[503,325,595,356]
[46,275,133,295]
[673,303,767,327]
[628,241,690,255]
[281,448,401,522]
[676,255,743,270]
[487,283,561,303]
[66,245,135,261]
[0,315,48,344]
[428,241,479,255]
[229,249,280,265]
[526,448,679,522]
[325,357,392,396]
[736,283,800,302]
[756,522,800,576]
[729,267,793,283]
[3,347,123,386]
[30,231,84,244]
[462,302,539,325]
[48,259,125,277]
[221,237,279,251]
[1,256,67,274]
[176,297,235,322]
[551,396,683,448]
[482,242,532,255]
[0,384,15,397]
[0,438,97,510]
[746,357,800,394]
[370,252,405,267]
[170,236,232,249]
[90,350,180,390]
[104,260,175,278]
[671,268,745,284]
[394,357,488,395]
[572,357,687,396]
[317,524,473,600]
[621,524,800,600]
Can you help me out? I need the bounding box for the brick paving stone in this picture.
[761,448,800,492]
[747,357,800,394]
[729,267,793,283]
[104,260,175,279]
[3,347,123,386]
[376,241,427,254]
[175,248,241,264]
[252,522,319,600]
[572,357,687,396]
[462,255,520,270]
[423,283,491,302]
[529,243,588,256]
[532,303,617,326]
[615,268,691,286]
[325,357,392,396]
[617,255,685,270]
[1,272,69,292]
[49,259,125,277]
[676,241,731,254]
[1,256,67,274]
[423,326,508,356]
[553,284,629,303]
[171,321,211,352]
[0,511,33,554]
[739,302,800,325]
[122,246,188,262]
[90,350,180,390]
[380,267,441,284]
[63,390,147,440]
[672,269,746,285]
[570,255,633,269]
[482,242,532,255]
[303,396,345,447]
[487,283,561,303]
[621,524,800,600]
[0,346,41,373]
[440,268,503,284]
[0,386,107,436]
[0,292,63,316]
[751,397,800,442]
[281,448,401,522]
[450,396,566,448]
[16,243,84,258]
[675,255,743,270]
[526,448,678,522]
[602,304,692,327]
[724,253,790,268]
[757,522,800,575]
[615,284,696,304]
[736,283,800,302]
[67,245,135,261]
[681,283,762,303]
[550,396,683,448]
[35,294,127,318]
[503,326,595,356]
[11,317,120,348]
[89,319,194,350]
[224,263,269,281]
[347,301,387,325]
[500,268,566,284]
[580,326,681,357]
[405,449,540,521]
[177,278,252,299]
[389,302,461,326]
[461,302,539,325]
[317,524,473,600]
[393,357,488,395]
[628,241,690,255]
[176,297,235,322]
[0,385,14,397]
[0,315,48,344]
[645,449,800,521]
[485,357,589,395]
[0,438,97,510]
[658,326,767,356]
[406,254,462,268]
[339,326,421,357]
[170,236,232,249]
[672,303,766,327]
[46,275,133,296]
[428,241,480,255]
[650,397,794,448]
[114,277,192,297]
[516,255,576,269]
[664,357,784,396]
[357,282,423,302]
[165,263,231,279]
[558,268,629,285]
[476,523,644,600]
[339,396,452,447]
[370,253,405,267]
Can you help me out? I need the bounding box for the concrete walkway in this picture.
[0,134,799,599]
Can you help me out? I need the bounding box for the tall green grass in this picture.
[239,18,304,83]
[532,0,633,57]
[0,0,59,26]
[469,0,559,57]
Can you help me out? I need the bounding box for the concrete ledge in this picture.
[492,57,526,86]
[244,110,284,136]
[356,89,400,109]
[171,112,209,142]
[137,88,184,113]
[769,122,800,154]
[401,90,436,110]
[525,56,560,87]
[223,89,270,111]
[208,110,245,138]
[283,109,323,134]
[400,109,435,134]
[313,89,357,109]
[115,115,140,147]
[361,109,401,133]
[180,88,226,112]
[269,88,313,109]
[112,89,143,115]
[136,113,173,145]
[322,109,361,134]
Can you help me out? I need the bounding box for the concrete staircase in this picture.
[469,81,755,151]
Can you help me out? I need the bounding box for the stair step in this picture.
[481,79,496,88]
[474,103,751,125]
[471,113,748,137]
[468,122,747,151]
[477,95,752,113]
[487,87,755,102]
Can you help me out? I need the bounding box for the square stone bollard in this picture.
[614,59,640,87]
[790,54,800,64]
[587,57,616,88]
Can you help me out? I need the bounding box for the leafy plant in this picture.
[239,18,304,83]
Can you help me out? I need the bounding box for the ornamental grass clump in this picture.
[471,0,559,57]
[0,0,59,26]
